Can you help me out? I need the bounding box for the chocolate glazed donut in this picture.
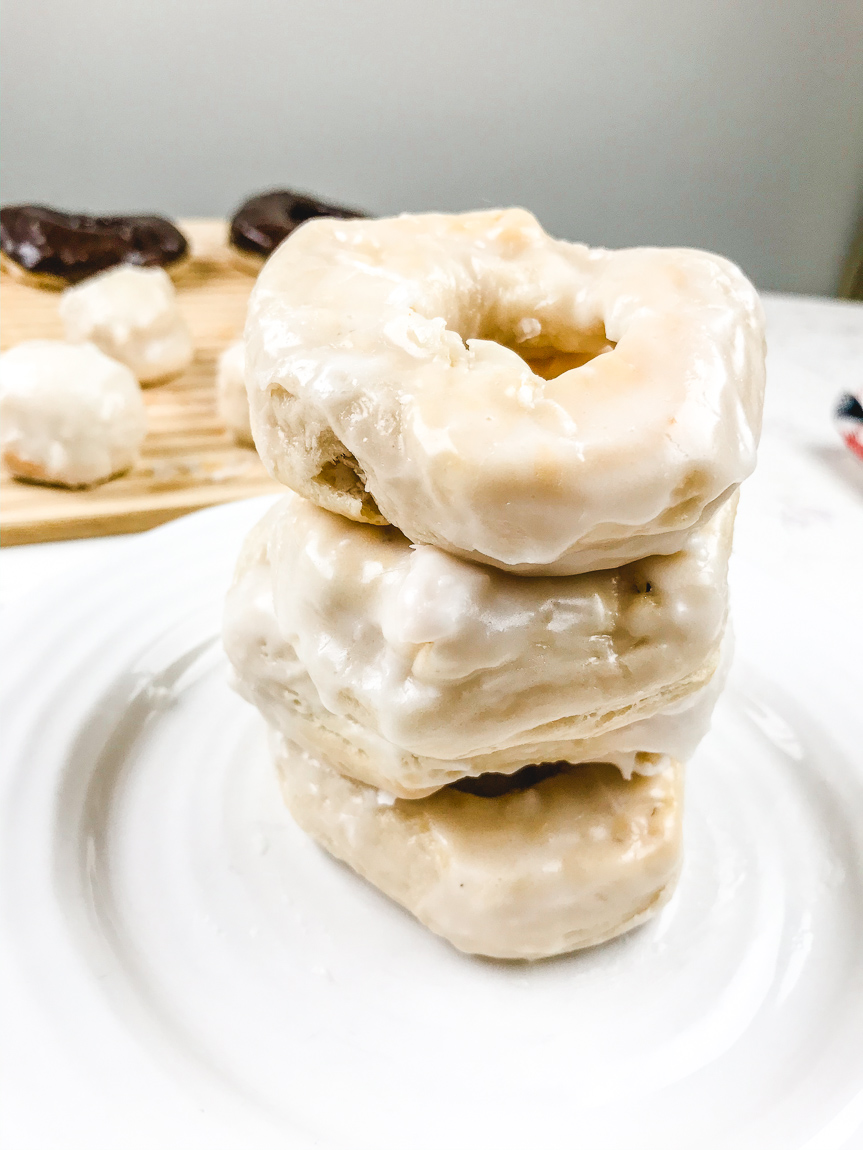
[229,190,368,273]
[0,205,189,289]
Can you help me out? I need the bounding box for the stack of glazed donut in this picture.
[223,208,766,960]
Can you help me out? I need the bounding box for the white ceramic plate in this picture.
[2,496,862,1150]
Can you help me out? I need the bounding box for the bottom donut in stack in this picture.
[224,494,734,959]
[273,737,683,961]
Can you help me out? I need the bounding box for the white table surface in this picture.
[2,292,863,659]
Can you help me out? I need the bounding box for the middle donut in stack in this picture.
[225,208,765,960]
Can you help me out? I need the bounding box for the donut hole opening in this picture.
[458,312,616,379]
[516,345,616,380]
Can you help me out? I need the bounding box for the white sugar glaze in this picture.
[223,493,733,795]
[0,339,146,487]
[60,265,193,385]
[217,340,254,446]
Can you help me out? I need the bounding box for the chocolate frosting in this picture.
[229,190,368,258]
[0,205,189,284]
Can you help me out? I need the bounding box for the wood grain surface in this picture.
[0,219,282,545]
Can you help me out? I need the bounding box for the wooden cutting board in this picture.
[0,219,283,545]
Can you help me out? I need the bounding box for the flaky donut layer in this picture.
[273,735,683,959]
[245,208,764,574]
[223,492,733,785]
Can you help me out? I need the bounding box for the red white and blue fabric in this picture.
[835,390,863,462]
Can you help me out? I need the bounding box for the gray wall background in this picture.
[3,0,863,294]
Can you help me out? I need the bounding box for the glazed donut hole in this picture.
[216,340,254,446]
[59,265,193,386]
[0,340,147,488]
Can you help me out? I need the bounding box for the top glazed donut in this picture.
[245,208,766,575]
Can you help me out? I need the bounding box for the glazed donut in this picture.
[273,734,683,959]
[0,205,189,289]
[228,546,731,797]
[0,340,146,487]
[59,266,194,385]
[223,492,733,795]
[245,209,765,574]
[216,340,254,446]
[228,190,368,274]
[227,535,731,798]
